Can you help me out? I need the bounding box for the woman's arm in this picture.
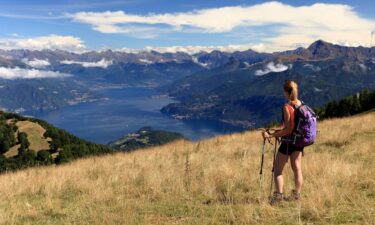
[266,105,293,138]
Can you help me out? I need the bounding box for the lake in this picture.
[27,87,244,144]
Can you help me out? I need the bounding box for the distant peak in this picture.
[304,40,340,59]
[308,40,333,49]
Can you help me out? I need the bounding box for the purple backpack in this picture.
[282,102,317,147]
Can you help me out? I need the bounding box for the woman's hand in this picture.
[262,131,271,139]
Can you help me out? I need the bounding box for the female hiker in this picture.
[262,80,304,204]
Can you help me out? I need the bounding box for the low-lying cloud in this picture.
[22,58,51,68]
[255,62,289,76]
[60,58,112,68]
[0,67,70,79]
[138,58,153,64]
[192,56,209,68]
[0,35,86,52]
[303,63,321,72]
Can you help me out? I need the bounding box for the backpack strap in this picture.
[284,103,295,135]
[290,100,303,109]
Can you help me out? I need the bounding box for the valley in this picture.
[1,40,375,142]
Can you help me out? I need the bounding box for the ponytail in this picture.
[284,80,298,105]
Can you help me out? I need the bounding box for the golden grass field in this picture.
[0,112,374,225]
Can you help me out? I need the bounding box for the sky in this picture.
[1,0,375,53]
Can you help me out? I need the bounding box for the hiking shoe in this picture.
[269,192,283,205]
[284,190,301,201]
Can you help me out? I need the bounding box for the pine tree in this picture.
[17,132,30,156]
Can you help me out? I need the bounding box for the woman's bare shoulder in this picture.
[283,104,291,114]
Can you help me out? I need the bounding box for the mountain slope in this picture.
[4,120,51,158]
[160,40,375,128]
[0,47,271,112]
[0,47,271,87]
[0,111,373,224]
[0,78,101,112]
[0,112,113,171]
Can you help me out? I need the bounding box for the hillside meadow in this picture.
[4,120,51,158]
[0,112,374,225]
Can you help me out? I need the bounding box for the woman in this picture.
[262,80,303,204]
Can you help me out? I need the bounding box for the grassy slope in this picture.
[16,121,51,151]
[4,120,51,158]
[0,113,374,225]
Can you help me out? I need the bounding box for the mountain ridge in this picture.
[1,40,375,122]
[0,112,113,172]
[159,40,375,128]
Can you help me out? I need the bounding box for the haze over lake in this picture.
[27,87,243,144]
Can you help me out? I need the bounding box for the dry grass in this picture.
[0,113,374,225]
[4,121,51,158]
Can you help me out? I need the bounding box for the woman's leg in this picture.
[290,151,303,193]
[274,152,288,194]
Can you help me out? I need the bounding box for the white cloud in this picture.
[22,58,50,68]
[0,35,86,52]
[0,67,70,79]
[60,58,112,68]
[92,24,163,39]
[303,63,321,72]
[255,62,289,76]
[243,62,251,67]
[138,58,153,64]
[70,2,375,52]
[359,64,367,72]
[192,56,209,68]
[314,87,323,92]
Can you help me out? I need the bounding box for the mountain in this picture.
[0,48,272,85]
[108,126,185,151]
[0,55,26,67]
[192,49,272,69]
[0,47,273,112]
[0,112,112,172]
[0,49,208,86]
[300,40,375,61]
[160,40,375,128]
[1,110,373,224]
[2,40,375,118]
[0,78,103,113]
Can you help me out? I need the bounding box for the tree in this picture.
[351,95,362,114]
[36,150,53,164]
[19,150,37,167]
[55,148,73,164]
[17,132,30,156]
[0,121,16,154]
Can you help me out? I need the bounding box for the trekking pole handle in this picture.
[259,128,280,144]
[258,128,281,134]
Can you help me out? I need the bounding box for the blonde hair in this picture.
[283,80,298,105]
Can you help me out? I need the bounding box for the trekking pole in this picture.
[259,138,266,189]
[258,128,278,190]
[258,128,275,186]
[269,137,279,197]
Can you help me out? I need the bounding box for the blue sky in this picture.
[1,0,375,53]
